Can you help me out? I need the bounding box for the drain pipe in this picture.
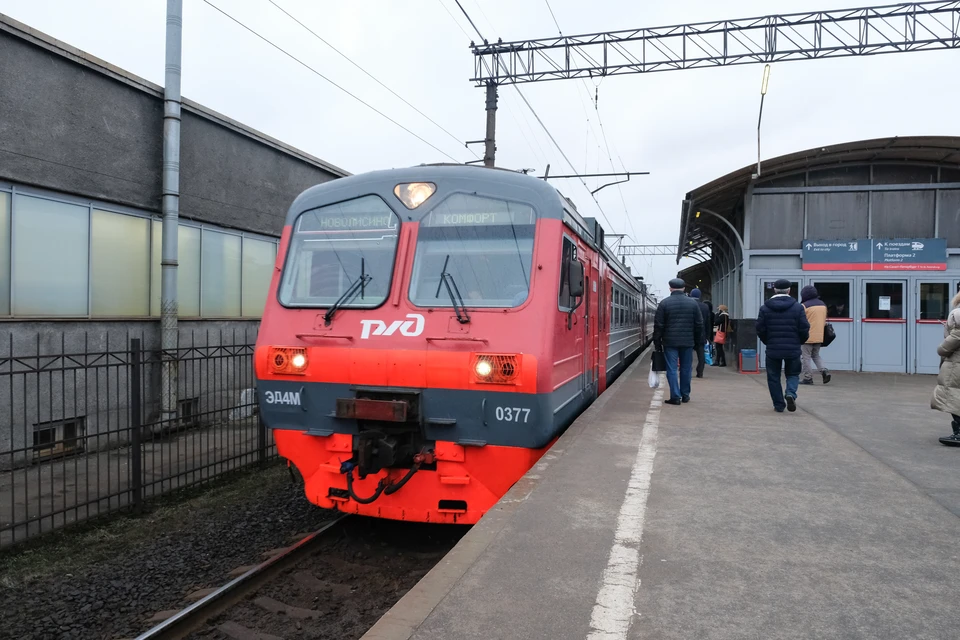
[160,0,182,423]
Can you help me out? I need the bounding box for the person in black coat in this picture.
[690,288,711,378]
[756,278,810,413]
[653,278,704,405]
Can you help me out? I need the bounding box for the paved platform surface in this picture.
[363,352,960,640]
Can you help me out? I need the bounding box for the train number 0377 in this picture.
[495,407,531,423]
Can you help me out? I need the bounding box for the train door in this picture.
[582,270,594,399]
[597,268,608,393]
[583,259,599,400]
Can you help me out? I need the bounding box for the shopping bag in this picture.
[648,365,660,388]
[822,322,836,348]
[652,350,667,372]
[704,344,713,365]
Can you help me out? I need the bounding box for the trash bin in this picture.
[740,348,759,373]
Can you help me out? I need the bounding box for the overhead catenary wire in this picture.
[454,0,485,41]
[201,0,464,163]
[436,0,474,40]
[544,5,650,281]
[267,0,478,160]
[544,0,563,36]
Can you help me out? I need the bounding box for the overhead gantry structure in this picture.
[470,1,960,166]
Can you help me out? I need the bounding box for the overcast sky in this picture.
[3,0,959,298]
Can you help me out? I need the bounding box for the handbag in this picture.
[822,322,836,348]
[652,350,667,372]
[714,316,728,344]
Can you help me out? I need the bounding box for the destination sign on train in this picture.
[300,213,397,232]
[427,209,535,227]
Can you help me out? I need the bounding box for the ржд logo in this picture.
[359,314,425,340]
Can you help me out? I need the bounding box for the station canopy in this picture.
[677,135,960,265]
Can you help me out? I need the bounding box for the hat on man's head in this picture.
[690,288,701,299]
[773,278,791,290]
[668,278,685,289]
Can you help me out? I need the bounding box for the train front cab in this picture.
[255,169,612,524]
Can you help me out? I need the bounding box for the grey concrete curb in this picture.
[360,346,651,640]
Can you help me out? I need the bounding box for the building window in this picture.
[4,184,279,320]
[201,229,242,317]
[242,237,277,317]
[12,194,89,316]
[920,282,950,321]
[0,191,9,315]
[151,222,203,317]
[92,210,150,316]
[763,280,799,301]
[812,282,851,319]
[32,417,86,461]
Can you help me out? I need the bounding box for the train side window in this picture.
[559,236,577,310]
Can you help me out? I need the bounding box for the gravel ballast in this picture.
[0,463,338,640]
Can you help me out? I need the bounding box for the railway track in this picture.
[133,514,467,640]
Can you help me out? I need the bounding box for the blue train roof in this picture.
[285,164,568,227]
[285,164,651,298]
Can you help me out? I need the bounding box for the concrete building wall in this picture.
[0,14,347,236]
[0,14,351,465]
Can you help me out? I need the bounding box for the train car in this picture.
[254,165,653,525]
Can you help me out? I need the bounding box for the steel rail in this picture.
[133,514,350,640]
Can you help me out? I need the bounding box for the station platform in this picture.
[362,349,960,640]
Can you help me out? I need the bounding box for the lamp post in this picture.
[756,64,771,178]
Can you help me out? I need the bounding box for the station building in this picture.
[677,136,960,374]
[0,13,348,461]
[0,13,348,347]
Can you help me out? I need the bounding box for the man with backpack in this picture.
[800,285,832,385]
[756,279,810,413]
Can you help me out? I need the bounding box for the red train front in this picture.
[255,165,649,524]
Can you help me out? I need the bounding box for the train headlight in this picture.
[269,347,308,375]
[394,182,436,209]
[472,354,521,385]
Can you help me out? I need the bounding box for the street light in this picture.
[756,64,771,178]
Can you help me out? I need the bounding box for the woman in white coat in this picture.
[931,291,960,446]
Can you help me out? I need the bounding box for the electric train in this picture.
[254,165,656,524]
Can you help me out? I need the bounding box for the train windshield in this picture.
[278,195,400,308]
[409,193,535,308]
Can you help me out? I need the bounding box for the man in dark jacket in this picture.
[690,289,712,378]
[654,278,704,405]
[756,279,810,412]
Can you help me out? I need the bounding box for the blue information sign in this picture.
[872,238,947,271]
[802,238,946,271]
[802,240,872,270]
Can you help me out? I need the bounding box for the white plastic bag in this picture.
[648,365,660,389]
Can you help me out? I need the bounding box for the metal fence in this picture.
[0,332,276,548]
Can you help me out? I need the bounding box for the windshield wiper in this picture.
[435,254,470,324]
[324,258,372,326]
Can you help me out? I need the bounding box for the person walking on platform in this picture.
[931,290,960,445]
[713,304,730,367]
[756,279,810,413]
[690,289,712,378]
[800,285,831,385]
[653,278,704,406]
